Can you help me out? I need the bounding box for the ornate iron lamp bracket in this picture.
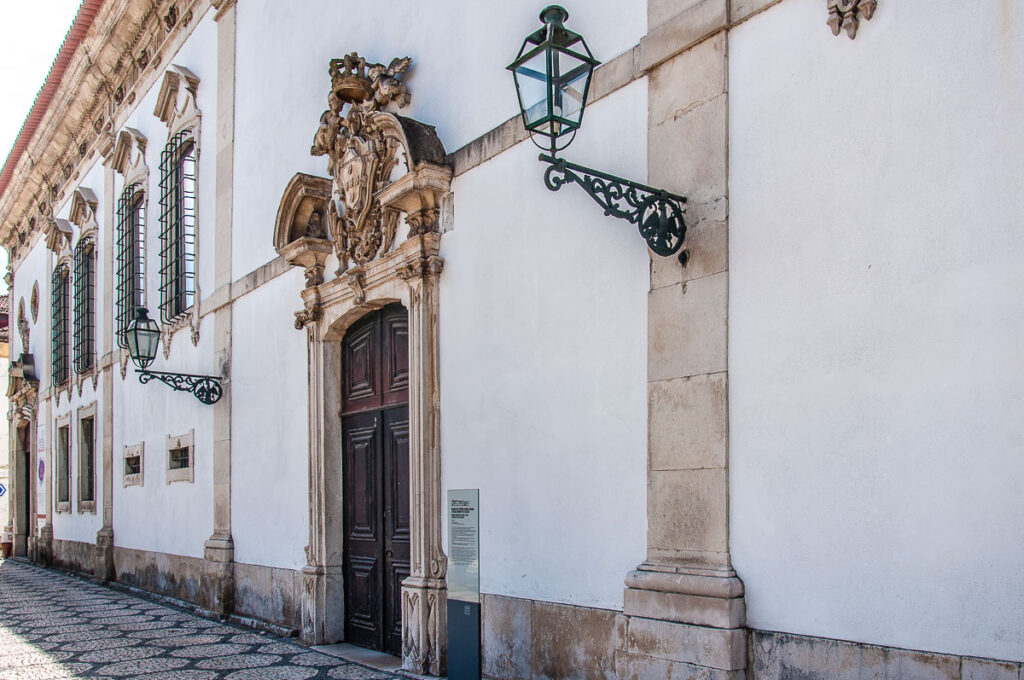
[540,153,689,264]
[136,369,223,405]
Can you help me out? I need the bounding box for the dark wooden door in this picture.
[342,304,410,656]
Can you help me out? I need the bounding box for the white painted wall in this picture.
[729,0,1024,661]
[230,268,309,570]
[110,11,219,559]
[440,79,649,611]
[232,0,646,278]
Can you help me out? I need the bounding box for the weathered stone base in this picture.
[479,595,1023,680]
[46,540,299,632]
[51,538,97,574]
[750,630,1023,680]
[234,561,302,630]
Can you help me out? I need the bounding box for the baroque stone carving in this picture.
[275,173,333,291]
[311,53,450,275]
[828,0,877,39]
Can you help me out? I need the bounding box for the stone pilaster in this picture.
[399,248,447,676]
[94,158,116,583]
[202,0,238,617]
[620,1,747,678]
[301,324,345,644]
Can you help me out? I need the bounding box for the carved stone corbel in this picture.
[294,288,323,330]
[828,0,877,39]
[345,269,366,305]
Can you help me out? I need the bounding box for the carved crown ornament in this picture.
[828,0,877,39]
[277,52,452,329]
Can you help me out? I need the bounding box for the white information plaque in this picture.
[447,489,480,604]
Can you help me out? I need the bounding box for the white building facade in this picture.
[1,0,1021,678]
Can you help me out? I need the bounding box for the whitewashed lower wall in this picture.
[439,80,649,611]
[230,268,309,571]
[112,312,216,559]
[728,0,1024,661]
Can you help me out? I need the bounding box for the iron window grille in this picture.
[73,237,96,373]
[158,130,197,325]
[115,183,146,347]
[51,264,70,387]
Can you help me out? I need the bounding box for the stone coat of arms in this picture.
[311,52,422,272]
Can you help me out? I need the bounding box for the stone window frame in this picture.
[111,127,150,375]
[55,413,72,514]
[153,64,202,353]
[76,402,97,514]
[165,429,194,484]
[123,442,144,487]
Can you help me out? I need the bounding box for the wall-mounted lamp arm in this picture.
[136,369,223,405]
[539,154,689,263]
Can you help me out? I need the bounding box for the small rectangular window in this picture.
[56,425,70,510]
[166,430,194,484]
[169,446,190,470]
[78,416,95,507]
[123,442,144,487]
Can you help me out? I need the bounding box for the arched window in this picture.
[73,237,96,373]
[158,131,196,324]
[116,182,146,346]
[51,264,70,387]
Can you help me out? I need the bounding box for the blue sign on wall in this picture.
[0,483,6,498]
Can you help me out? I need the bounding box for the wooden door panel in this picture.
[342,304,410,655]
[382,307,409,406]
[342,316,379,413]
[385,411,411,542]
[345,422,378,540]
[346,555,380,642]
[343,411,383,650]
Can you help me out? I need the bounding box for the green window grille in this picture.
[115,183,146,347]
[158,130,197,324]
[73,237,96,374]
[51,264,70,387]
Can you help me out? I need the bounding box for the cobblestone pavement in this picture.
[0,558,402,679]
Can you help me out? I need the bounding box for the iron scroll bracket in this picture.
[539,153,689,264]
[137,369,223,405]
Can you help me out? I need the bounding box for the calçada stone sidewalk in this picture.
[0,557,404,679]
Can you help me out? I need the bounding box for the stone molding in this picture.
[0,0,207,266]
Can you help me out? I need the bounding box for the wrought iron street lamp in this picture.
[508,6,689,262]
[123,307,222,405]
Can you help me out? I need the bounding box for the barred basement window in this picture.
[51,264,70,387]
[73,237,96,373]
[116,183,146,346]
[158,131,196,324]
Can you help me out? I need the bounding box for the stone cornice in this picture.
[0,0,210,265]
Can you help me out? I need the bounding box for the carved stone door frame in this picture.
[300,232,447,675]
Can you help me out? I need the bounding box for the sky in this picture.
[0,0,83,290]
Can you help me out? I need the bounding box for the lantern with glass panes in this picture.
[508,6,689,262]
[123,307,223,405]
